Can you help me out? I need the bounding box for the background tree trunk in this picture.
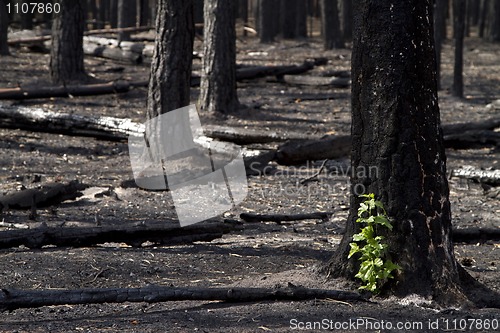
[147,0,194,118]
[199,0,239,114]
[280,0,297,39]
[117,0,136,42]
[0,0,9,55]
[321,0,344,49]
[49,0,87,84]
[322,0,467,305]
[453,0,466,98]
[434,0,448,89]
[479,0,489,38]
[488,0,500,41]
[341,0,352,41]
[296,0,308,38]
[258,0,278,43]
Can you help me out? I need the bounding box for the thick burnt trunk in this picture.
[147,0,194,117]
[323,0,468,305]
[199,0,238,114]
[49,0,88,84]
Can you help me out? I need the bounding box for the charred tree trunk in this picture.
[322,0,471,305]
[199,0,239,114]
[296,0,308,38]
[453,0,466,98]
[49,0,88,84]
[147,0,194,118]
[239,0,248,36]
[321,0,344,49]
[138,0,150,26]
[341,0,353,41]
[117,0,136,42]
[0,0,9,55]
[479,0,489,38]
[434,0,448,89]
[488,0,500,41]
[258,0,278,43]
[280,0,297,39]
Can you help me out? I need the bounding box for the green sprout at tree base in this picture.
[348,193,401,294]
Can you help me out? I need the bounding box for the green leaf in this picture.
[352,233,365,242]
[374,215,392,230]
[348,243,360,258]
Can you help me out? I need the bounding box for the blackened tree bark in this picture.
[479,0,489,38]
[487,0,500,41]
[341,0,352,41]
[117,0,136,42]
[321,0,476,305]
[109,0,118,28]
[296,0,308,38]
[138,0,150,26]
[0,0,9,56]
[194,0,204,25]
[97,0,108,29]
[280,0,297,39]
[50,0,88,84]
[199,0,239,114]
[258,0,278,43]
[453,0,466,98]
[321,0,344,49]
[238,0,248,36]
[147,0,194,119]
[434,0,448,89]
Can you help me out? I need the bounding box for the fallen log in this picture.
[236,62,314,81]
[0,103,144,140]
[282,75,351,88]
[203,125,319,145]
[276,135,352,165]
[0,81,144,100]
[452,227,500,243]
[451,166,500,186]
[444,130,500,149]
[240,211,333,224]
[0,284,364,312]
[0,181,88,211]
[0,220,240,249]
[8,26,154,45]
[276,117,500,165]
[82,45,141,64]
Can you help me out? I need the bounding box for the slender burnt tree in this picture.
[0,0,9,56]
[321,0,344,49]
[322,0,497,306]
[117,0,136,42]
[50,0,87,84]
[488,0,500,41]
[341,0,352,41]
[453,0,466,97]
[199,0,239,114]
[147,0,194,119]
[434,0,448,89]
[258,0,278,43]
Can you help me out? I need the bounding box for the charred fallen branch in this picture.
[0,220,240,249]
[276,135,352,165]
[0,284,364,312]
[0,81,146,100]
[452,227,500,243]
[451,166,500,186]
[240,212,333,224]
[0,181,87,211]
[0,103,143,140]
[276,117,500,165]
[281,75,351,88]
